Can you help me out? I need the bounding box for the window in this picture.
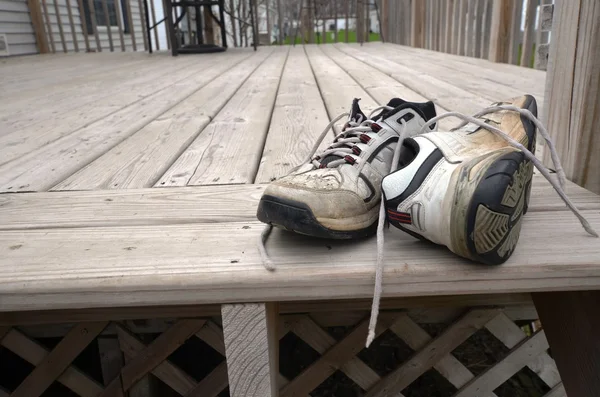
[82,0,131,34]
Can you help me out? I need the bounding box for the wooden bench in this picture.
[1,175,600,396]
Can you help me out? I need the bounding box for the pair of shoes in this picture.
[256,95,597,345]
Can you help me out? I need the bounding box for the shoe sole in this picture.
[464,151,533,265]
[256,195,378,239]
[450,95,537,265]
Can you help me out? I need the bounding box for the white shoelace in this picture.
[260,104,598,349]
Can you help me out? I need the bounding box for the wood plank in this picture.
[281,313,399,397]
[10,322,108,397]
[364,309,500,397]
[410,0,425,48]
[466,0,475,56]
[533,291,600,397]
[508,0,522,65]
[344,43,529,109]
[324,44,452,124]
[0,56,217,167]
[543,0,600,194]
[222,303,279,397]
[0,295,533,326]
[1,328,104,397]
[118,319,205,390]
[286,314,381,390]
[457,0,467,55]
[110,319,205,393]
[0,53,257,193]
[53,52,266,190]
[2,210,600,311]
[195,320,226,355]
[335,43,490,115]
[254,46,331,183]
[520,0,538,67]
[305,45,377,125]
[98,337,124,385]
[365,42,545,100]
[453,331,549,396]
[186,362,229,397]
[172,47,289,186]
[445,0,455,52]
[116,325,198,395]
[0,184,265,230]
[389,314,497,396]
[485,313,561,387]
[488,0,514,62]
[27,0,49,53]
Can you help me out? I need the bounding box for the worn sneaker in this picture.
[257,98,438,239]
[382,95,597,265]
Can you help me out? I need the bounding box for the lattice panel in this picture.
[0,306,566,397]
[279,309,566,397]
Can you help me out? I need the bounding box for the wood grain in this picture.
[53,52,261,190]
[2,209,600,311]
[305,45,377,125]
[520,0,538,67]
[533,291,600,397]
[10,322,108,397]
[454,331,550,396]
[543,0,600,194]
[116,325,198,395]
[488,0,514,62]
[254,46,331,183]
[222,303,279,397]
[365,309,500,397]
[0,53,253,193]
[180,47,289,186]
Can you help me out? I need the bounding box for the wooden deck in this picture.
[1,42,599,313]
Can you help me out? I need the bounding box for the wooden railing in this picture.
[380,0,554,70]
[24,0,255,53]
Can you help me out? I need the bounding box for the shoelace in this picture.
[261,104,598,349]
[259,104,398,270]
[365,105,600,347]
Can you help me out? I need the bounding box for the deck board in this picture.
[255,46,331,183]
[0,55,227,167]
[3,44,594,313]
[320,45,455,130]
[1,207,599,311]
[305,45,378,127]
[184,47,289,186]
[53,52,259,190]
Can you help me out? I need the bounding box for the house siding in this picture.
[0,0,38,55]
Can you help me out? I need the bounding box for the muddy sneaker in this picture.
[257,97,438,239]
[382,95,598,265]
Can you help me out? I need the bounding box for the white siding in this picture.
[0,0,38,55]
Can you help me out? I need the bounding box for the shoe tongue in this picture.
[374,98,408,121]
[348,98,367,124]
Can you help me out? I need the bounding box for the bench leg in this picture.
[533,291,600,397]
[221,302,279,397]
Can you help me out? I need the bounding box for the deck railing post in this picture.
[222,303,279,397]
[27,0,49,53]
[410,0,424,48]
[543,0,600,194]
[488,0,513,62]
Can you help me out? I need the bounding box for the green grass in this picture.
[283,30,381,45]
